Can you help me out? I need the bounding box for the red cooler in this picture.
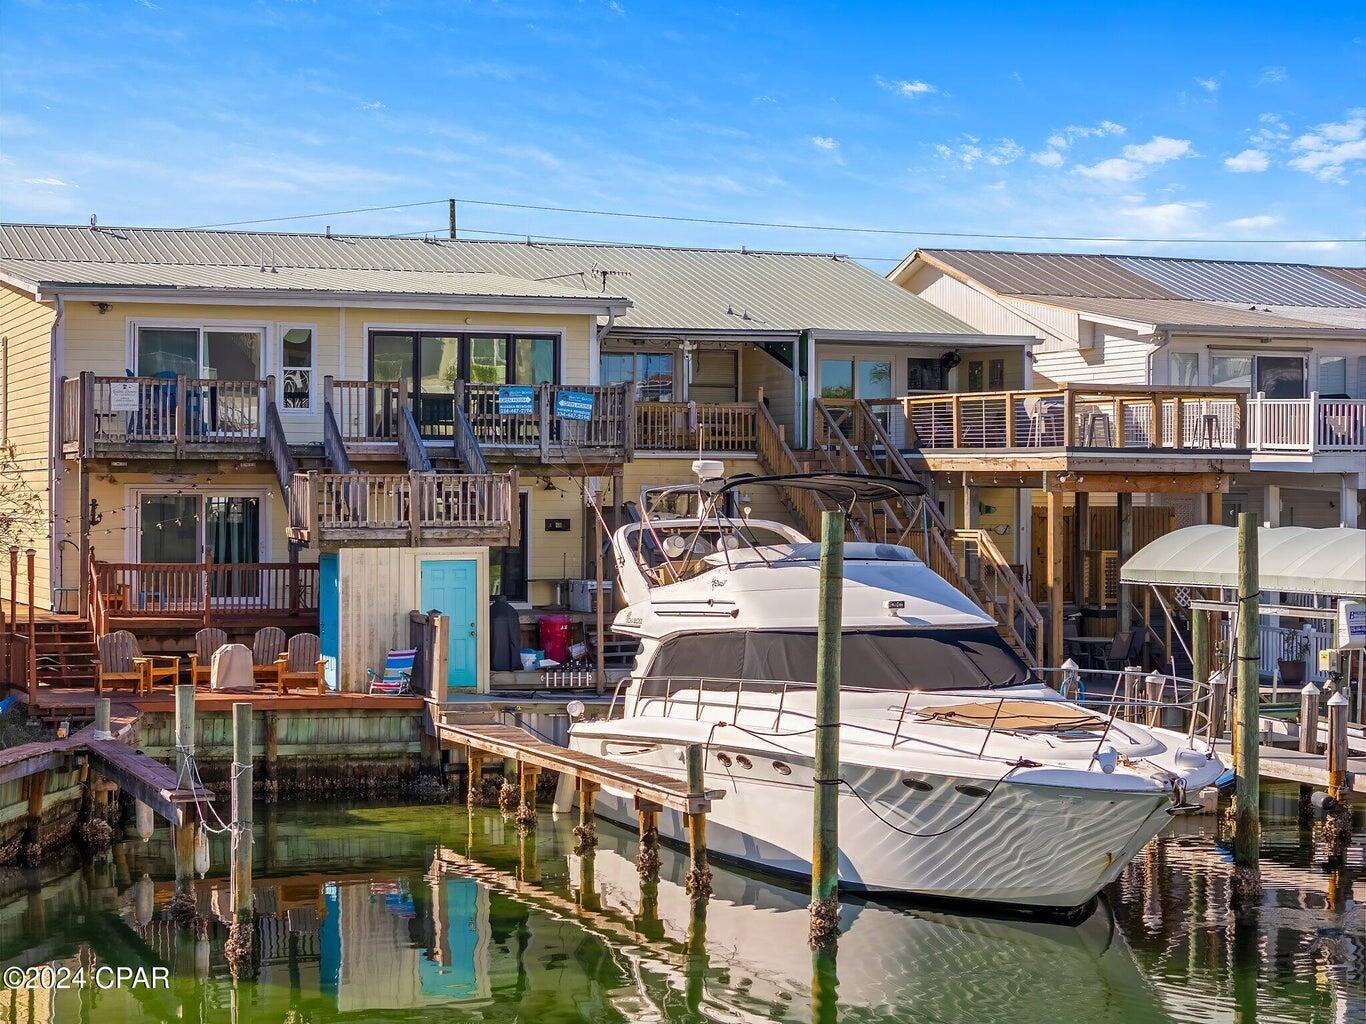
[538,614,573,665]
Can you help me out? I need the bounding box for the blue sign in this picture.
[555,390,595,422]
[497,385,534,415]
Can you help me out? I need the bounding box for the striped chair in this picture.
[367,649,417,696]
[275,633,326,695]
[251,627,287,683]
[187,627,227,686]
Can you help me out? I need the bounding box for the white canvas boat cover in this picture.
[1120,525,1366,598]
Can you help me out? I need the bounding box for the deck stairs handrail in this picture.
[753,400,865,542]
[399,403,434,472]
[450,382,489,475]
[321,398,355,473]
[264,396,297,502]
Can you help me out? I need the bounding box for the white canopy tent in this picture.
[1120,525,1366,600]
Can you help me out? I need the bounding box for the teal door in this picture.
[319,552,339,690]
[420,559,478,689]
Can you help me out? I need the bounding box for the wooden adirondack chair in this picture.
[275,632,326,695]
[96,630,179,695]
[187,627,228,686]
[251,627,287,682]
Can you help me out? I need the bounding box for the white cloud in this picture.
[23,176,71,186]
[1195,76,1219,92]
[1258,65,1288,85]
[1121,136,1192,164]
[1076,157,1145,182]
[1288,109,1366,182]
[1224,148,1269,173]
[1116,200,1206,234]
[1249,113,1290,146]
[935,137,1022,169]
[1225,214,1279,229]
[876,76,937,97]
[810,135,839,151]
[359,100,385,111]
[1030,148,1064,167]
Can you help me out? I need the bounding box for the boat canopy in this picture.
[719,471,925,503]
[642,625,1031,692]
[1119,525,1366,599]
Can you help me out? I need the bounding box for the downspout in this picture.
[47,293,65,612]
[1144,327,1172,385]
[592,311,617,384]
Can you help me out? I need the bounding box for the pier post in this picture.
[636,799,660,882]
[684,744,711,901]
[227,702,254,975]
[1192,607,1212,697]
[573,779,599,852]
[93,697,111,739]
[465,749,484,806]
[172,684,199,919]
[810,508,845,947]
[515,761,539,831]
[1208,670,1228,742]
[1323,691,1351,853]
[1232,512,1260,897]
[1298,683,1320,821]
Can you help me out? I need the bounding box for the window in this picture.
[988,359,1005,391]
[1212,355,1252,391]
[137,327,199,377]
[857,360,893,400]
[819,358,854,399]
[1212,353,1307,398]
[691,350,738,403]
[600,351,674,401]
[467,335,507,385]
[281,327,314,410]
[134,325,262,380]
[1170,351,1199,386]
[491,494,530,602]
[1318,356,1348,397]
[906,357,946,393]
[515,336,557,385]
[967,360,984,392]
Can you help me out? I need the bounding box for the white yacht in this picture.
[565,465,1224,912]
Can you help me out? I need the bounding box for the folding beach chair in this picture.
[367,648,417,695]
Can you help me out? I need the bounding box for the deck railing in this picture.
[1248,394,1366,452]
[91,559,317,624]
[462,382,634,458]
[900,385,1246,452]
[289,470,517,544]
[59,373,274,453]
[327,378,402,444]
[634,400,759,452]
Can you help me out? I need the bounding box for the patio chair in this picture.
[367,648,417,696]
[96,630,180,696]
[187,627,227,686]
[250,626,287,682]
[1022,395,1065,447]
[275,632,326,695]
[1098,629,1143,673]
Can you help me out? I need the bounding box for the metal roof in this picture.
[0,258,628,304]
[919,248,1366,308]
[1026,294,1357,331]
[1120,525,1366,598]
[0,223,978,336]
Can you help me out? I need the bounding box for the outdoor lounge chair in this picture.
[275,632,326,695]
[187,627,227,686]
[96,630,179,696]
[250,627,287,682]
[367,649,416,696]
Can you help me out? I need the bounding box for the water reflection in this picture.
[0,788,1359,1023]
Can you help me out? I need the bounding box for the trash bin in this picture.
[538,614,574,665]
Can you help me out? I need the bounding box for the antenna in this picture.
[89,214,98,230]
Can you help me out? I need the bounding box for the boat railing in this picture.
[609,666,1217,764]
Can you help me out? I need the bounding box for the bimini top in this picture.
[1120,525,1366,599]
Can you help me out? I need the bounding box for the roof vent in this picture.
[89,214,98,231]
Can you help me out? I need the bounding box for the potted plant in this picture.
[1277,632,1310,687]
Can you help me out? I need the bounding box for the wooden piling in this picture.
[230,702,253,925]
[637,800,661,882]
[1327,691,1349,808]
[173,684,198,907]
[684,744,711,900]
[1297,683,1319,820]
[1232,512,1260,883]
[810,509,844,945]
[1192,607,1212,694]
[515,761,539,831]
[93,697,111,738]
[574,779,600,852]
[466,749,484,806]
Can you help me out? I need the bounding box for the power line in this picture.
[181,194,1362,246]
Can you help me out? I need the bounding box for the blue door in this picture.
[318,552,339,691]
[420,559,478,689]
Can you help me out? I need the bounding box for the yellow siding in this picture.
[337,545,489,692]
[740,344,797,436]
[0,283,55,602]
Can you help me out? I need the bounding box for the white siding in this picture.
[901,264,1056,340]
[1033,325,1154,385]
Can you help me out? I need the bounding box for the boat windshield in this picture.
[642,626,1031,691]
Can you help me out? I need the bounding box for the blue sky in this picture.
[1,0,1364,269]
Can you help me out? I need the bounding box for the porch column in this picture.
[1262,484,1281,528]
[1340,475,1359,529]
[78,462,91,619]
[1045,481,1065,667]
[1205,491,1223,526]
[1116,492,1134,633]
[961,480,979,529]
[1070,492,1088,609]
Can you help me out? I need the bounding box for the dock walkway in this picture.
[1215,740,1364,798]
[435,714,723,814]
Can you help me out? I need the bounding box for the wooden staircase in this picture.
[30,618,99,693]
[761,399,1043,667]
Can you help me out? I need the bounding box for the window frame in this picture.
[600,349,677,402]
[127,318,269,380]
[277,322,318,414]
[367,329,561,396]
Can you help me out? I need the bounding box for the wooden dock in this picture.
[1215,740,1364,799]
[436,714,723,814]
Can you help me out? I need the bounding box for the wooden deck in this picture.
[436,714,724,814]
[1215,740,1364,798]
[12,683,422,717]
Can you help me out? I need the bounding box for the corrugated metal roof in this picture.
[919,248,1366,308]
[0,223,977,336]
[1026,294,1352,330]
[0,258,622,303]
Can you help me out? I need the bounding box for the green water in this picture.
[0,787,1360,1023]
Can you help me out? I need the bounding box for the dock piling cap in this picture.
[1327,691,1348,706]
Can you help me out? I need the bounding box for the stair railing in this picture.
[451,381,489,475]
[263,385,297,502]
[951,528,1044,667]
[755,401,851,541]
[321,380,355,473]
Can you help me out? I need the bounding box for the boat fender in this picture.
[194,827,210,877]
[135,801,155,842]
[1095,747,1118,774]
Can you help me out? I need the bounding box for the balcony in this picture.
[633,400,759,453]
[90,559,318,633]
[287,470,518,547]
[60,372,274,459]
[1248,394,1366,454]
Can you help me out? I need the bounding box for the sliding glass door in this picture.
[135,492,263,600]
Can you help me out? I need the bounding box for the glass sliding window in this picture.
[690,350,737,403]
[1169,351,1199,386]
[600,353,634,387]
[819,358,854,399]
[467,335,508,385]
[1319,356,1348,396]
[988,359,1006,391]
[906,357,946,393]
[637,354,674,401]
[281,328,314,410]
[857,360,893,400]
[370,333,414,383]
[206,496,261,599]
[140,494,200,562]
[491,494,529,602]
[1211,355,1252,392]
[514,336,556,385]
[1255,355,1306,399]
[203,330,260,380]
[137,328,198,378]
[418,335,461,437]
